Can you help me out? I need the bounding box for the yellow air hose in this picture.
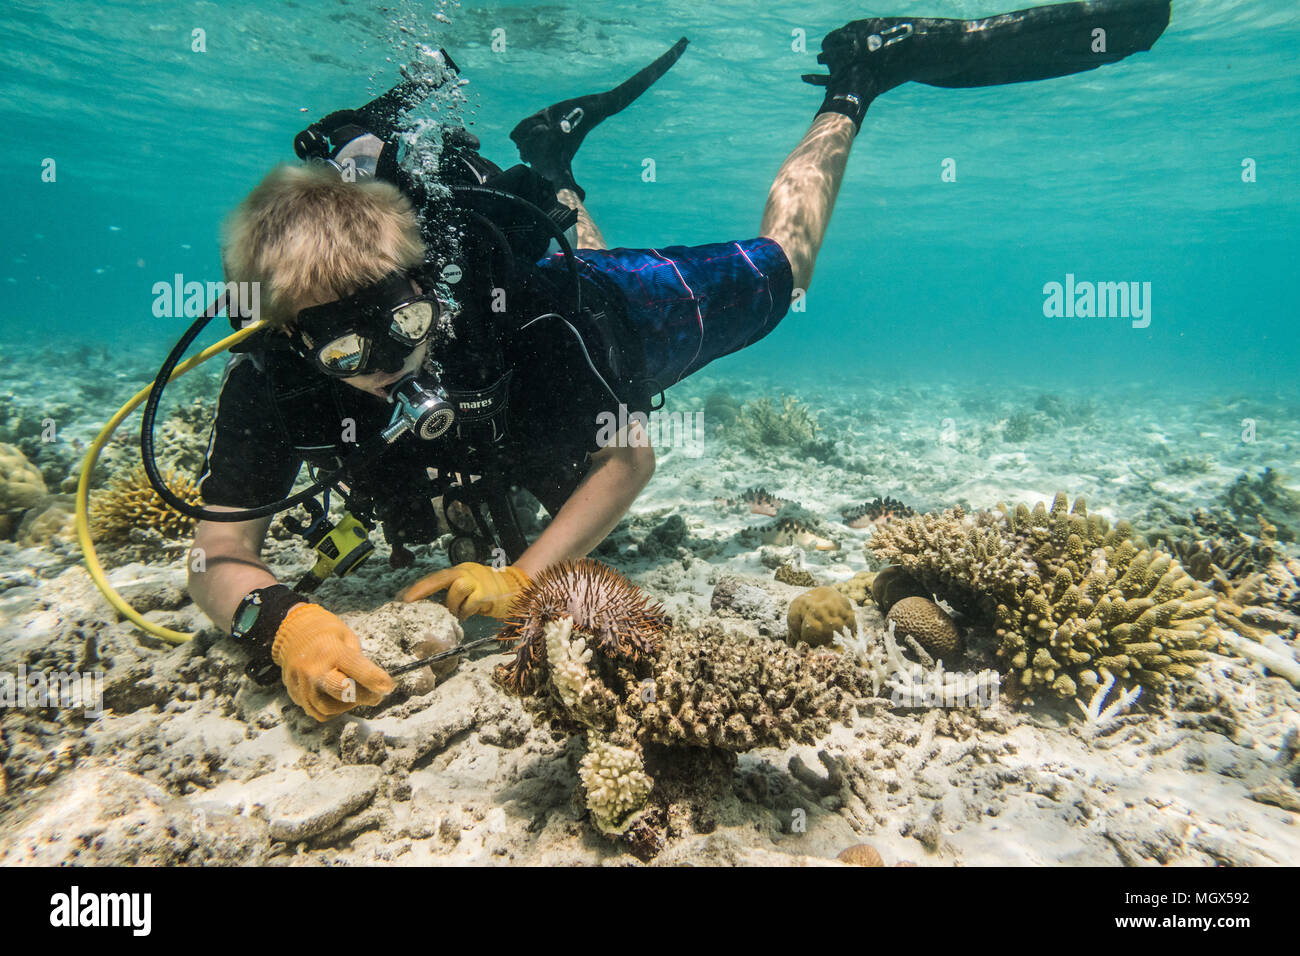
[75,321,269,643]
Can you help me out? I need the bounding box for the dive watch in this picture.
[231,585,307,685]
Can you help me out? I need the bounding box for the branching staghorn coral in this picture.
[1075,672,1142,738]
[866,493,1221,703]
[89,464,199,545]
[1220,468,1300,543]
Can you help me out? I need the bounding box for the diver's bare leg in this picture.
[758,112,855,294]
[557,188,608,251]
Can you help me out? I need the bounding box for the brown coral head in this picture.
[496,559,668,693]
[887,596,962,661]
[870,565,928,615]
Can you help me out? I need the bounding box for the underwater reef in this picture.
[866,493,1223,703]
[5,352,1300,866]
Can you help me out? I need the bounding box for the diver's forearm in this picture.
[188,550,279,633]
[515,453,651,576]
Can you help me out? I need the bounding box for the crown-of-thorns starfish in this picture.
[497,558,668,692]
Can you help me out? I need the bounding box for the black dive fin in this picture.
[509,37,690,200]
[805,1,1170,130]
[922,0,1171,88]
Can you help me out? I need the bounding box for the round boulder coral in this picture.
[16,494,75,549]
[887,596,961,661]
[0,443,47,514]
[786,586,856,648]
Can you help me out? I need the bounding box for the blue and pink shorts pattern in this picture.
[537,237,794,390]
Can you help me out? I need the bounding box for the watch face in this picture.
[233,599,261,639]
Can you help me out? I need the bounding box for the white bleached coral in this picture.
[578,736,653,835]
[1216,630,1300,687]
[1075,671,1142,737]
[834,620,1000,708]
[544,617,592,710]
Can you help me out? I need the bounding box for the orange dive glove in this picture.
[399,563,531,620]
[271,604,395,721]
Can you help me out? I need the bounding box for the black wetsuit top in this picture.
[197,262,650,540]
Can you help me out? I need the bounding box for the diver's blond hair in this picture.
[221,162,425,326]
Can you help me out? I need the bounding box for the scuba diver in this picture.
[180,1,1171,721]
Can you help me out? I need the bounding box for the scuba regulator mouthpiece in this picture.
[383,373,455,442]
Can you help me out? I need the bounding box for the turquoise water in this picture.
[3,0,1298,390]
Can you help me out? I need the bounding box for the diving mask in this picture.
[294,272,445,377]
